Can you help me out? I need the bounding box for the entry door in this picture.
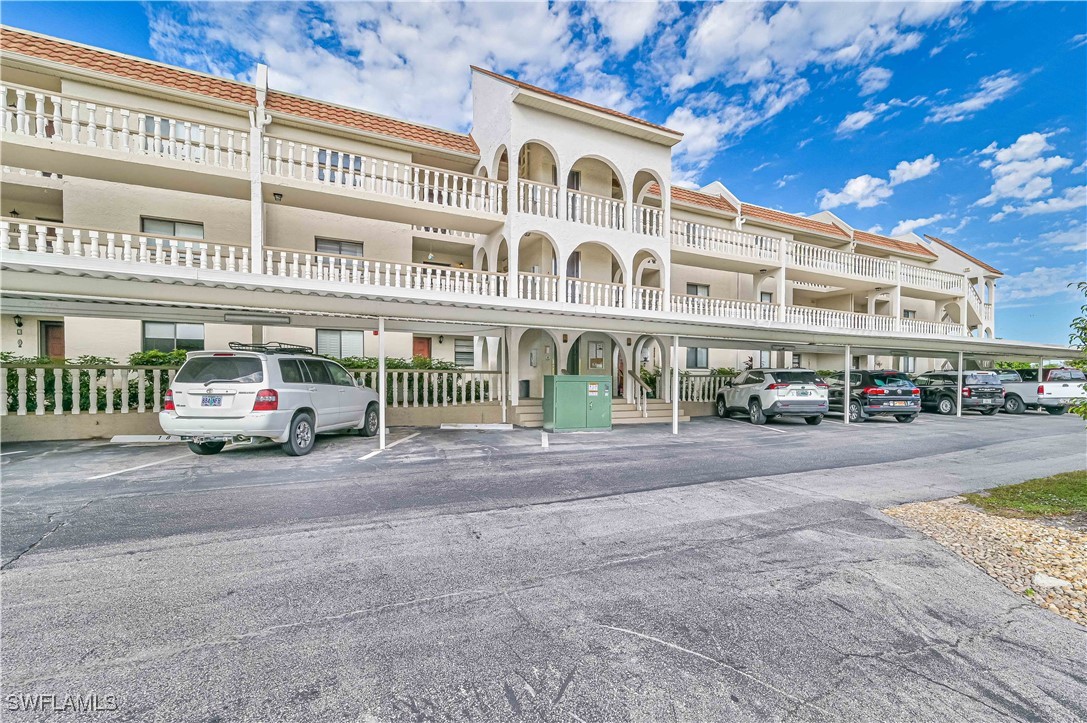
[413,337,432,359]
[41,322,64,359]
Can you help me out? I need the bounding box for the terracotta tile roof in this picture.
[924,235,1002,275]
[0,25,255,105]
[265,92,477,155]
[646,183,737,214]
[854,230,937,259]
[471,66,680,136]
[741,203,851,240]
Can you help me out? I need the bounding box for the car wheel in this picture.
[805,415,822,426]
[187,441,225,455]
[847,399,864,423]
[1003,395,1024,414]
[748,398,766,425]
[894,414,916,423]
[715,397,728,418]
[981,407,999,416]
[937,396,955,415]
[1046,406,1067,416]
[359,403,380,437]
[282,411,316,456]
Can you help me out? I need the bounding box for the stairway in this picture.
[511,398,690,428]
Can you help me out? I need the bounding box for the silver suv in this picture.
[715,368,829,425]
[159,342,381,456]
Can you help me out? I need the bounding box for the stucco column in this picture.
[249,64,268,275]
[776,239,788,321]
[891,284,902,332]
[507,327,519,407]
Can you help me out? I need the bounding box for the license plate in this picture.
[889,401,907,406]
[795,390,812,397]
[201,395,223,407]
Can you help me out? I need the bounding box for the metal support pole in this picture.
[672,335,680,435]
[843,344,851,425]
[378,317,386,449]
[501,327,508,424]
[956,351,963,418]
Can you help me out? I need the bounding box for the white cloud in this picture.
[817,154,940,210]
[891,214,945,236]
[939,216,974,235]
[926,70,1021,123]
[1071,34,1087,49]
[976,132,1081,220]
[775,173,800,189]
[889,154,940,186]
[990,185,1087,222]
[586,0,667,56]
[858,66,893,95]
[837,106,884,135]
[1037,223,1087,254]
[868,224,884,234]
[998,264,1087,302]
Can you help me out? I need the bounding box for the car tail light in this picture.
[910,388,920,395]
[163,389,175,411]
[863,386,886,395]
[962,387,971,397]
[815,382,828,388]
[253,389,278,411]
[767,383,790,390]
[1038,385,1045,395]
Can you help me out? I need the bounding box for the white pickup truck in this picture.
[996,367,1086,415]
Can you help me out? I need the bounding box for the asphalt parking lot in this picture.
[1,411,1085,722]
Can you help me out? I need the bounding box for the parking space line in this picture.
[87,453,193,480]
[0,451,26,456]
[358,450,382,461]
[723,419,788,433]
[357,432,420,461]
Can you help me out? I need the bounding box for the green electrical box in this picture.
[542,375,612,432]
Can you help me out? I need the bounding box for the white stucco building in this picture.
[0,26,1059,435]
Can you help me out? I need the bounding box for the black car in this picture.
[826,370,921,423]
[912,371,1004,415]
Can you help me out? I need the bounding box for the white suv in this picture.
[159,342,381,456]
[715,368,829,425]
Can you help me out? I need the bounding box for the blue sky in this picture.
[4,1,1085,345]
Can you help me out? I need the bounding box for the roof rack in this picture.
[227,341,315,355]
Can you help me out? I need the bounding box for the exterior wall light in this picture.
[438,335,444,344]
[273,193,283,202]
[13,315,23,327]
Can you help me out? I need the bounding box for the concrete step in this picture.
[615,415,691,425]
[612,408,686,419]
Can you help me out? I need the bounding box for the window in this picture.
[746,371,765,384]
[141,217,204,240]
[302,359,332,385]
[868,372,913,387]
[903,309,917,319]
[760,292,773,304]
[316,329,365,358]
[279,359,305,384]
[897,356,916,373]
[758,351,771,367]
[686,347,708,369]
[454,338,475,367]
[142,322,203,352]
[686,283,709,297]
[1048,369,1087,382]
[175,356,262,384]
[325,362,355,386]
[316,238,364,257]
[769,370,819,384]
[567,170,581,190]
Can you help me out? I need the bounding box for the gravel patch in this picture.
[884,497,1087,627]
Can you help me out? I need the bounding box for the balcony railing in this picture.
[1,82,251,171]
[900,263,965,294]
[263,136,506,215]
[633,204,664,237]
[672,294,777,322]
[567,189,625,230]
[671,219,780,261]
[566,278,625,307]
[631,285,665,312]
[1,219,972,337]
[786,240,897,283]
[517,180,559,218]
[518,271,560,302]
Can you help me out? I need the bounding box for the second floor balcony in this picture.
[1,218,971,340]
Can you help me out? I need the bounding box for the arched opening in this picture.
[517,232,560,301]
[632,169,663,205]
[493,146,509,183]
[563,331,628,396]
[516,328,560,399]
[565,242,626,307]
[634,334,668,398]
[567,156,625,230]
[493,238,509,274]
[474,246,488,271]
[632,169,665,236]
[517,141,560,217]
[631,249,665,312]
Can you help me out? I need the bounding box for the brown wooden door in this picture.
[412,337,432,359]
[41,322,65,358]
